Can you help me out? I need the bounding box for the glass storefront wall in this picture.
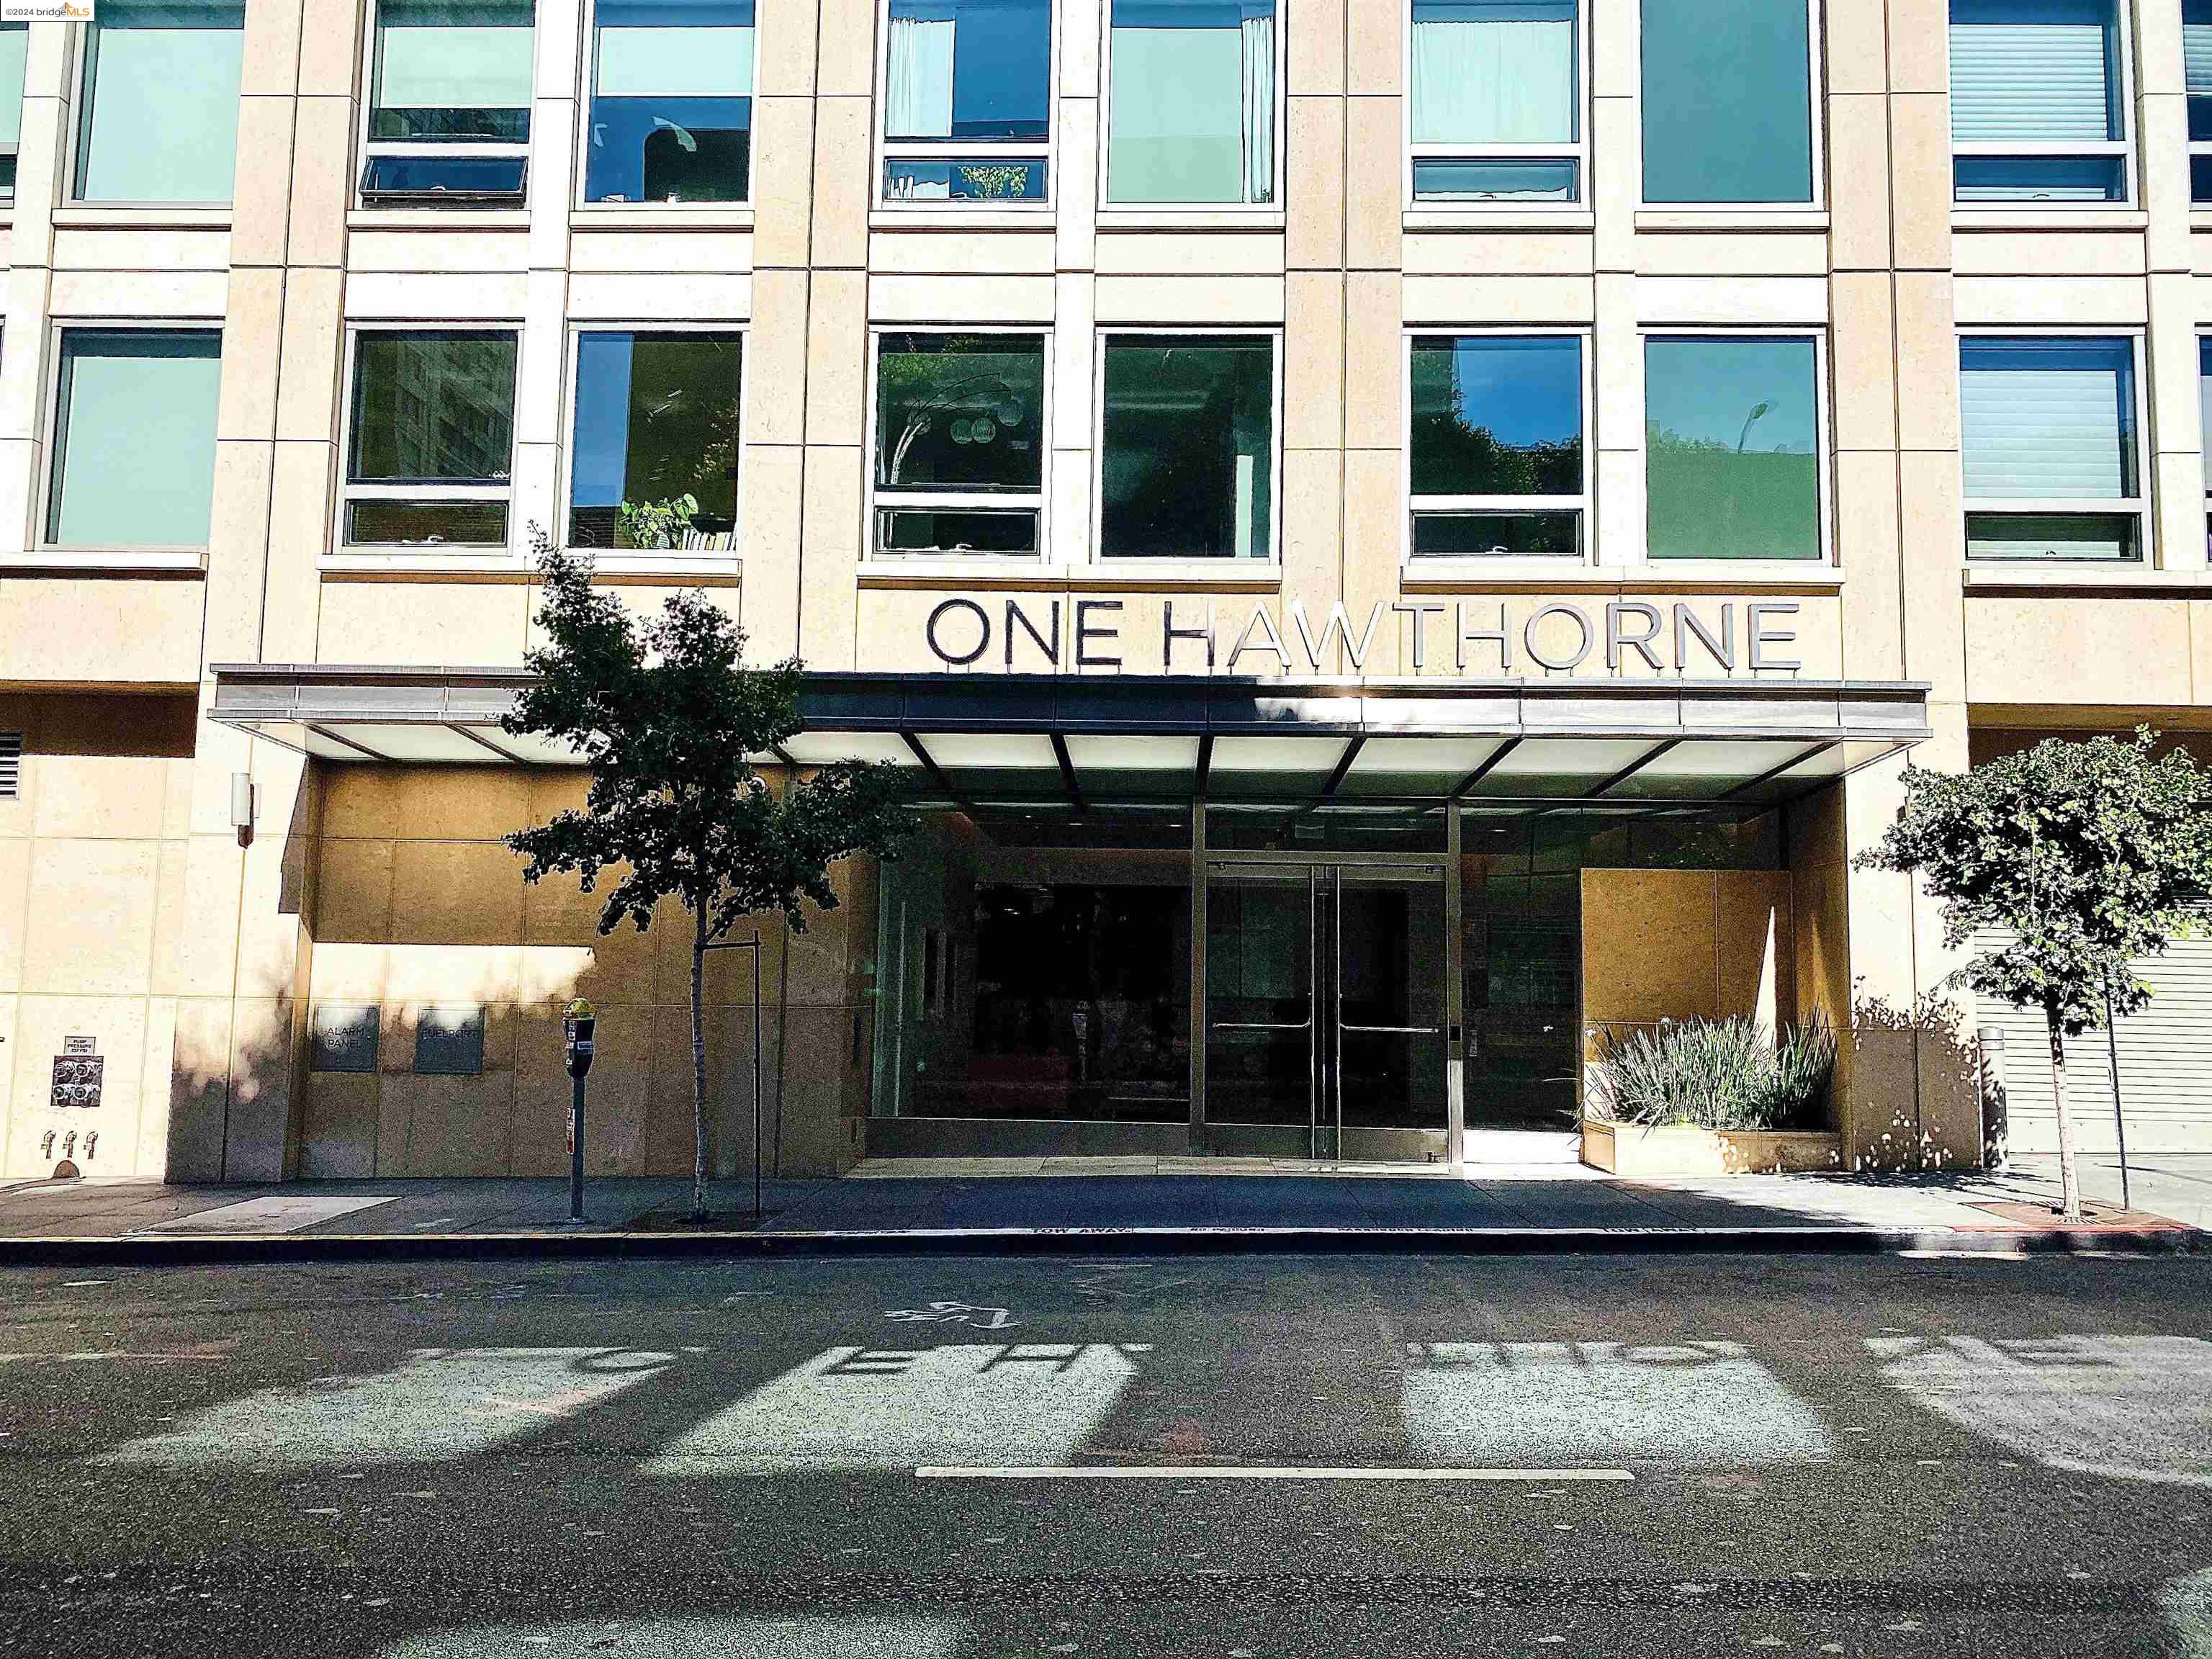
[869,797,1784,1154]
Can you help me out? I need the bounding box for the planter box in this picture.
[1581,1120,1844,1177]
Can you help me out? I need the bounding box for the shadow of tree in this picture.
[1847,988,1987,1174]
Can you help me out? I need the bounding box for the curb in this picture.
[0,1223,2201,1265]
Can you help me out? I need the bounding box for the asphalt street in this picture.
[1,1251,2209,1658]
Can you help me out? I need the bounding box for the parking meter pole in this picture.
[562,999,597,1224]
[570,1072,586,1221]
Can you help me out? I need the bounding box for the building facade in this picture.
[0,0,2205,1183]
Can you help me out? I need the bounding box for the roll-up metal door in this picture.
[1974,915,2212,1156]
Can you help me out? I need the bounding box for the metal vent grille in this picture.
[0,732,19,799]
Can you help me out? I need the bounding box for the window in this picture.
[1099,333,1274,560]
[364,0,534,202]
[1950,0,2128,202]
[882,0,1052,204]
[0,24,27,202]
[343,331,518,547]
[309,1005,381,1074]
[1644,335,1823,562]
[46,329,221,549]
[570,331,742,550]
[1960,336,2142,561]
[1640,0,1812,204]
[1408,1,1581,204]
[73,0,245,204]
[873,332,1047,556]
[2185,0,2212,202]
[585,0,752,204]
[413,1006,485,1075]
[1408,334,1584,557]
[1105,0,1276,206]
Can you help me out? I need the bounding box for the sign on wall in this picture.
[50,1036,102,1110]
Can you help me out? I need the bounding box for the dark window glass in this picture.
[1964,511,2140,561]
[886,0,1051,141]
[570,332,742,549]
[310,1005,380,1074]
[1411,158,1577,202]
[1640,0,1812,202]
[1953,155,2124,201]
[878,508,1039,554]
[360,153,527,197]
[1645,336,1821,561]
[584,0,752,203]
[345,500,511,545]
[1411,511,1581,557]
[349,332,517,485]
[1100,335,1273,559]
[1409,336,1583,498]
[413,1006,485,1075]
[884,158,1048,201]
[875,333,1046,492]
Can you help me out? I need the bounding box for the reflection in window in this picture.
[1961,336,2141,561]
[47,330,222,549]
[0,24,27,202]
[346,331,518,546]
[1408,0,1580,204]
[1950,0,2126,202]
[1106,0,1275,204]
[1644,336,1821,561]
[1100,335,1273,559]
[585,0,752,203]
[570,332,742,549]
[1408,335,1583,557]
[1640,0,1811,204]
[883,0,1051,203]
[873,332,1046,556]
[365,0,534,201]
[74,0,245,204]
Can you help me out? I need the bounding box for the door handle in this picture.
[1212,1020,1314,1032]
[1339,1023,1443,1035]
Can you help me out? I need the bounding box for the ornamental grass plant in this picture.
[1586,1015,1836,1132]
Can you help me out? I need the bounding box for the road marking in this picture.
[915,1465,1634,1482]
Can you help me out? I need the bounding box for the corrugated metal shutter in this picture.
[1975,914,2212,1156]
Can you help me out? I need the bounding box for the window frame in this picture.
[0,23,28,207]
[37,318,225,557]
[1399,326,1594,567]
[873,0,1059,212]
[1096,0,1287,217]
[573,0,758,211]
[1633,0,1826,213]
[1948,0,2136,210]
[336,323,522,556]
[1090,325,1284,570]
[1957,325,2150,562]
[863,323,1056,565]
[1399,0,1591,213]
[1637,325,1835,567]
[559,320,750,561]
[66,3,246,209]
[356,0,537,209]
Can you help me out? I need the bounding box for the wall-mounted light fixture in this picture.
[230,772,258,847]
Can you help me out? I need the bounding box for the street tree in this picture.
[1856,730,2212,1219]
[503,537,910,1220]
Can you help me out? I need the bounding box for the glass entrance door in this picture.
[1204,861,1449,1161]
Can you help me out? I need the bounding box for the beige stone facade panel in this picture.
[1965,596,2197,707]
[1402,274,1593,324]
[48,270,228,319]
[567,231,759,275]
[315,580,532,667]
[1952,275,2149,325]
[1401,230,1595,278]
[1284,96,1344,270]
[1634,233,1831,279]
[565,273,752,322]
[344,230,530,276]
[0,578,204,686]
[1096,231,1287,277]
[344,270,530,319]
[1635,274,1830,325]
[868,230,1058,276]
[1094,275,1282,324]
[49,230,235,274]
[1951,230,2150,279]
[873,272,1057,322]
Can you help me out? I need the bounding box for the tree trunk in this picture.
[691,906,709,1223]
[2046,998,2082,1223]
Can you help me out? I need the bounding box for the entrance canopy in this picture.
[209,665,1930,809]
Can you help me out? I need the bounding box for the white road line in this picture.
[915,1465,1635,1482]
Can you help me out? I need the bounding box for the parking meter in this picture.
[563,999,595,1219]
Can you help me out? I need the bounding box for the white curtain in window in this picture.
[1107,22,1244,202]
[1949,0,2117,143]
[1240,12,1274,204]
[1960,341,2134,498]
[888,15,956,138]
[1410,6,1574,145]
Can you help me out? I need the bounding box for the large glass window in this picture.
[2184,0,2212,201]
[1408,1,1580,204]
[1951,0,2128,202]
[364,0,534,202]
[1105,0,1276,205]
[1408,335,1584,557]
[0,24,27,204]
[883,0,1052,204]
[73,0,244,204]
[585,0,752,204]
[1961,336,2141,561]
[570,332,742,550]
[344,331,518,547]
[1100,334,1274,560]
[873,332,1047,556]
[1644,336,1822,561]
[46,329,221,549]
[1639,0,1812,204]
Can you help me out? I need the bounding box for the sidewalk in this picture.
[0,1157,2200,1262]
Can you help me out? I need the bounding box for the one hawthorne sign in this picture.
[921,595,1805,678]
